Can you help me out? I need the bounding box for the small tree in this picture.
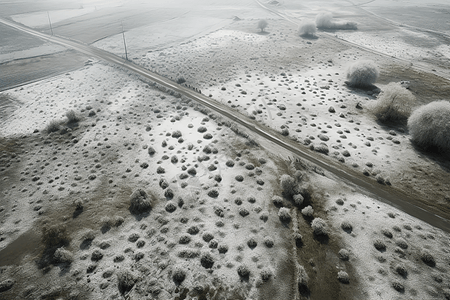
[258,19,268,32]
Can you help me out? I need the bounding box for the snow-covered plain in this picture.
[1,0,450,299]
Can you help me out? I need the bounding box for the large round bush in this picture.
[407,100,450,152]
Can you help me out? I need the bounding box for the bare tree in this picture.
[258,19,268,32]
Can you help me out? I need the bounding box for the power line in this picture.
[121,22,128,61]
[47,11,53,35]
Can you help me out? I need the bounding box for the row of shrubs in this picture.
[260,12,357,38]
[346,60,450,153]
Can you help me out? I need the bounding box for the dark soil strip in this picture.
[0,50,88,92]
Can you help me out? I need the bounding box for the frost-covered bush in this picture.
[316,12,357,30]
[301,205,314,218]
[280,174,297,197]
[346,60,379,88]
[299,20,317,37]
[258,19,268,32]
[407,100,450,152]
[65,110,79,123]
[278,207,292,223]
[311,217,328,236]
[264,236,274,248]
[237,264,250,278]
[371,82,415,123]
[338,249,350,261]
[337,271,349,283]
[129,189,152,214]
[172,267,186,284]
[54,247,73,263]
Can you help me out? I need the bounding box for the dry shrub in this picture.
[280,174,297,197]
[315,12,333,29]
[299,21,317,37]
[54,247,73,263]
[346,60,379,88]
[129,189,152,214]
[117,270,136,295]
[45,120,61,133]
[278,207,291,223]
[337,271,349,283]
[371,82,415,123]
[65,110,79,123]
[407,100,450,153]
[301,205,314,218]
[42,225,69,247]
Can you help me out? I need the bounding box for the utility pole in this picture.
[47,11,53,35]
[121,22,128,61]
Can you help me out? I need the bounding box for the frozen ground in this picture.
[1,0,450,299]
[96,16,450,216]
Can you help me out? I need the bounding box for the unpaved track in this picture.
[1,17,449,233]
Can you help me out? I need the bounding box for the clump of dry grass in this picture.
[280,174,297,197]
[341,221,353,233]
[316,12,357,30]
[237,264,250,278]
[278,207,292,223]
[420,250,436,267]
[301,205,314,218]
[311,217,328,236]
[129,189,152,214]
[172,267,186,284]
[338,249,350,261]
[65,110,80,123]
[373,239,386,251]
[297,264,309,295]
[54,247,73,263]
[117,270,136,296]
[45,120,61,134]
[272,195,284,207]
[264,236,274,248]
[337,271,349,283]
[42,224,69,247]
